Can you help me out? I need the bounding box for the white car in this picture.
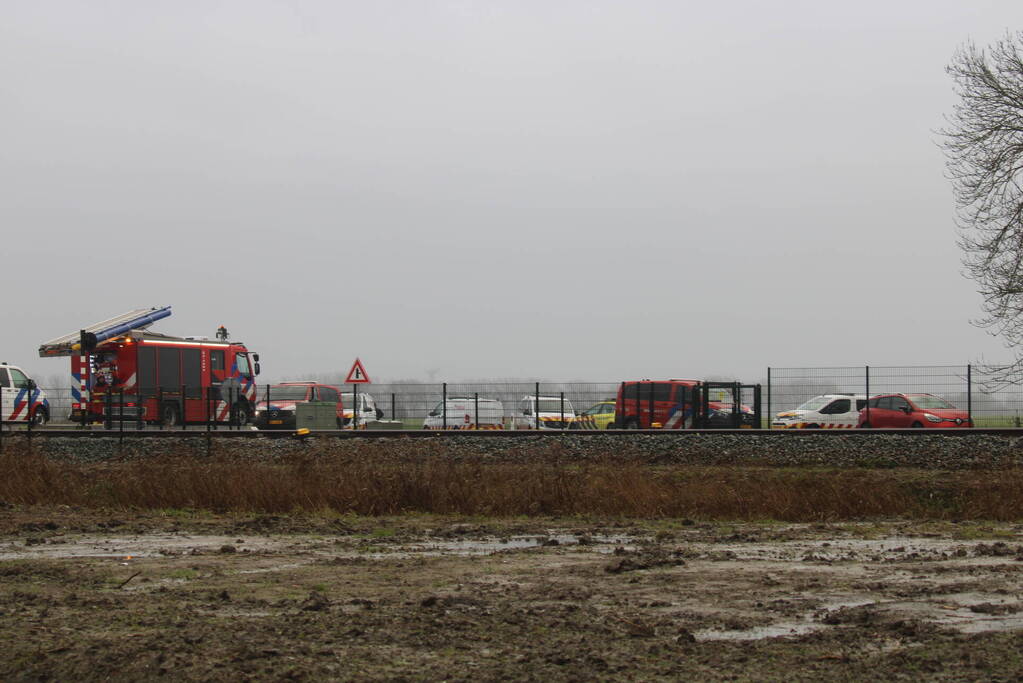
[511,395,576,430]
[1,362,49,425]
[772,394,866,429]
[341,391,383,428]
[423,397,504,430]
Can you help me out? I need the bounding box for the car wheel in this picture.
[161,403,180,428]
[605,421,616,430]
[31,407,49,426]
[806,423,820,429]
[910,421,924,428]
[860,421,872,429]
[625,418,640,429]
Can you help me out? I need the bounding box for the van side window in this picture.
[318,387,339,402]
[622,384,637,400]
[0,368,10,388]
[855,399,867,411]
[210,350,225,372]
[821,399,850,415]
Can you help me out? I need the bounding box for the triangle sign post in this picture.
[345,358,371,384]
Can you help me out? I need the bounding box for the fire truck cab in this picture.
[39,307,260,427]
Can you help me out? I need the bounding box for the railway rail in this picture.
[4,427,1023,439]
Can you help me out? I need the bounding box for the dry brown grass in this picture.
[2,444,1022,520]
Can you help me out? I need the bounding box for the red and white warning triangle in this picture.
[345,357,371,383]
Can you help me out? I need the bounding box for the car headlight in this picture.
[924,413,942,423]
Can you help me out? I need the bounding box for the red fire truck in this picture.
[39,307,260,427]
[614,379,761,429]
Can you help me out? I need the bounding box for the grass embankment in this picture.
[3,444,1022,521]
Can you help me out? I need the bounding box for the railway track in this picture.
[4,427,1023,439]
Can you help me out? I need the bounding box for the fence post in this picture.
[766,367,771,428]
[535,382,540,430]
[442,382,447,429]
[118,389,125,451]
[560,391,565,430]
[967,363,972,425]
[474,392,479,430]
[205,386,212,456]
[391,393,395,426]
[865,365,870,425]
[353,383,359,430]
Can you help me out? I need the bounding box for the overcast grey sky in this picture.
[4,1,1023,383]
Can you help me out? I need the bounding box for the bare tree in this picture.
[942,32,1023,382]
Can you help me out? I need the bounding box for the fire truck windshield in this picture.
[235,353,251,375]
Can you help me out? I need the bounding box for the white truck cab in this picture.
[0,363,49,425]
[511,395,576,430]
[341,391,383,428]
[423,397,505,429]
[772,393,866,429]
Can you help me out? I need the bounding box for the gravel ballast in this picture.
[5,432,1023,469]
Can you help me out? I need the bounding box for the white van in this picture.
[1,362,49,425]
[772,394,866,429]
[423,397,505,430]
[341,391,383,428]
[511,395,576,430]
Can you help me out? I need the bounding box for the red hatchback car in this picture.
[858,393,971,428]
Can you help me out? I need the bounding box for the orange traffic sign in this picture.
[345,358,371,383]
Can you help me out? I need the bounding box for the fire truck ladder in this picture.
[38,307,173,422]
[38,306,173,358]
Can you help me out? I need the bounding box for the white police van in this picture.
[772,394,865,429]
[1,362,49,425]
[511,395,577,430]
[341,391,383,428]
[423,397,505,429]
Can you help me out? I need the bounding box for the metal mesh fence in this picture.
[345,382,620,429]
[767,365,1023,427]
[9,366,1023,430]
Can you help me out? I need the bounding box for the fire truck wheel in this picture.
[624,418,640,429]
[161,403,180,428]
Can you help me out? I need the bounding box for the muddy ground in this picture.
[2,507,1022,681]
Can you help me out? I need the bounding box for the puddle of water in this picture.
[0,532,638,562]
[0,534,281,561]
[695,621,825,642]
[410,534,636,556]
